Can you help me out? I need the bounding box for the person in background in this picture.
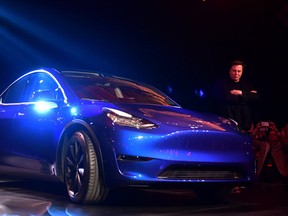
[251,121,288,181]
[280,123,288,153]
[212,60,259,133]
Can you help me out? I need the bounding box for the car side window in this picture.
[1,75,29,103]
[24,72,63,102]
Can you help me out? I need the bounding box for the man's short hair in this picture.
[230,60,245,68]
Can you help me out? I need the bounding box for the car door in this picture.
[13,72,65,173]
[0,75,29,156]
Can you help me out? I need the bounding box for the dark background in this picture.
[1,0,288,127]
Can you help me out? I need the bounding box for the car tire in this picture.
[64,130,109,204]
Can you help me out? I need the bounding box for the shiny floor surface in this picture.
[0,179,288,216]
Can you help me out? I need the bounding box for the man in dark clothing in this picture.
[212,60,259,132]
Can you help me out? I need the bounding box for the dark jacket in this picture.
[212,77,259,131]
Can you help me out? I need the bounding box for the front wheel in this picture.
[64,130,109,204]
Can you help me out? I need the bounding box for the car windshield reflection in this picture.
[64,73,177,106]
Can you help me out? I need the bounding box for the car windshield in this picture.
[62,72,178,106]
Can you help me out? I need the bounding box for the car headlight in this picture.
[103,107,157,129]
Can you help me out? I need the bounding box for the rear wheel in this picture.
[64,130,109,204]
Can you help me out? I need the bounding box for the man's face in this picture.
[229,65,243,82]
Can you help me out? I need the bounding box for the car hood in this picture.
[114,104,235,132]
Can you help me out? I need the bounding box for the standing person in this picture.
[212,60,259,133]
[280,123,288,152]
[251,121,288,181]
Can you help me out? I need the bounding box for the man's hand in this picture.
[230,89,242,95]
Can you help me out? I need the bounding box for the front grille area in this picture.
[158,165,245,180]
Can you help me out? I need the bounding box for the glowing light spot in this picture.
[70,107,78,116]
[34,102,57,113]
[136,136,144,140]
[199,89,204,97]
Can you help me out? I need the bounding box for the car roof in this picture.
[60,70,147,86]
